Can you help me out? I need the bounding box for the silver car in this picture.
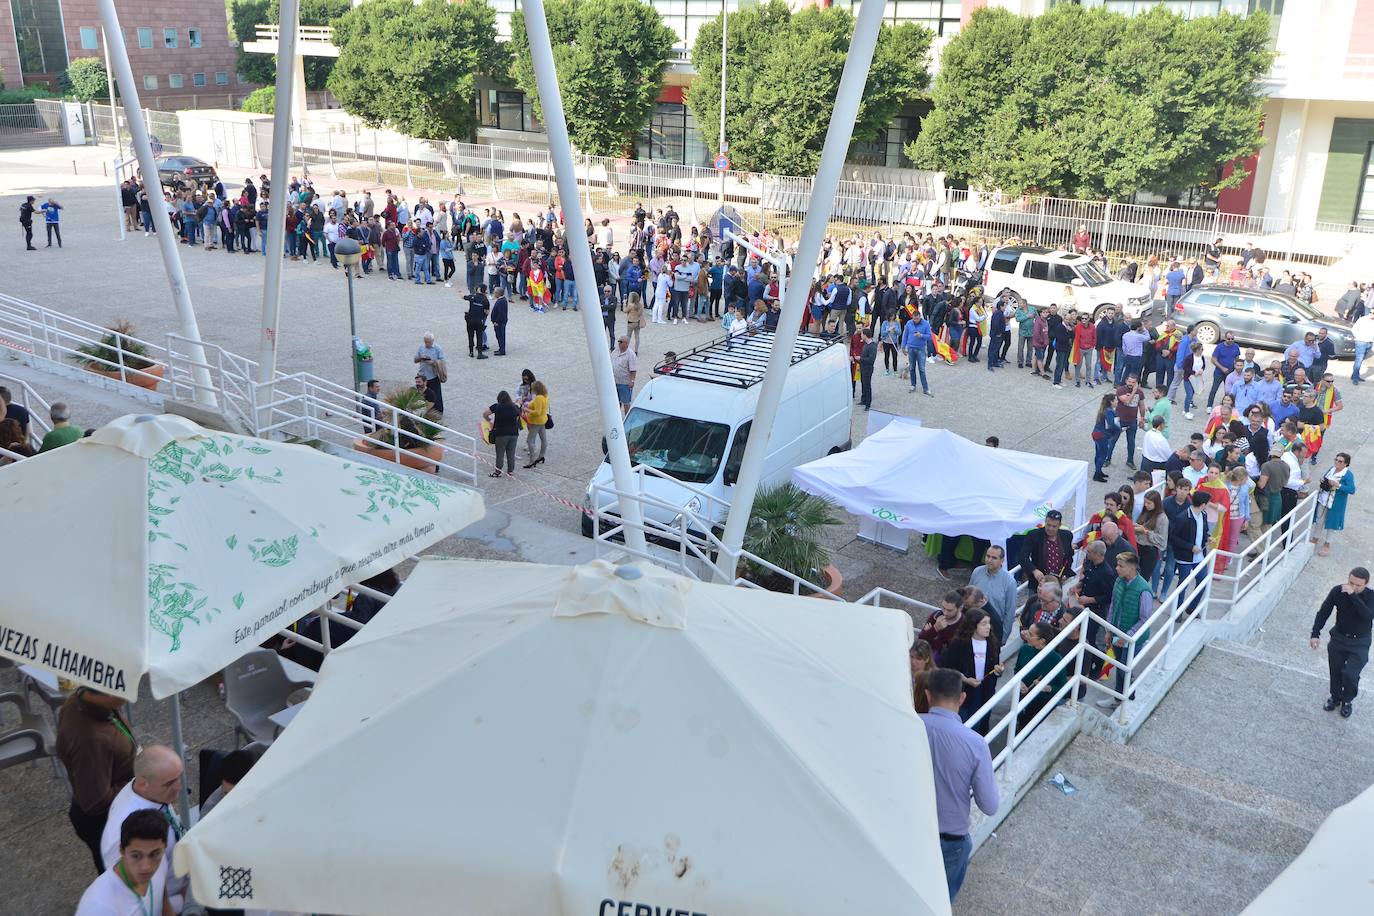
[1169,286,1355,358]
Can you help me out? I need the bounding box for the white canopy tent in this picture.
[792,419,1089,545]
[176,558,950,916]
[1243,782,1374,913]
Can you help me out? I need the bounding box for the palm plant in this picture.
[367,387,443,449]
[740,482,840,592]
[71,320,154,371]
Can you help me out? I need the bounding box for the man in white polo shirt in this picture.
[100,746,186,911]
[77,808,171,916]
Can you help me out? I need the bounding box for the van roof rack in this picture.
[652,331,839,389]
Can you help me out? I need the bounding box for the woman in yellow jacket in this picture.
[522,380,549,468]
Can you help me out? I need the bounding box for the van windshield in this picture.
[618,408,731,484]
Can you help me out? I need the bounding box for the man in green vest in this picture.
[1101,551,1154,708]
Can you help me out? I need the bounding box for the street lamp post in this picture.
[335,237,362,390]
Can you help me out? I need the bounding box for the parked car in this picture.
[155,155,218,191]
[1170,286,1356,358]
[984,245,1153,320]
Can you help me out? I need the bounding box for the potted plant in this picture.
[70,321,164,390]
[352,387,445,472]
[738,482,843,596]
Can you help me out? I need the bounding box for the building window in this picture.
[164,28,177,49]
[216,71,230,85]
[849,111,926,169]
[168,73,183,89]
[187,28,201,48]
[143,74,158,90]
[9,0,69,76]
[635,102,710,166]
[137,27,153,49]
[193,72,206,87]
[828,0,962,35]
[79,27,99,49]
[1357,142,1374,229]
[483,89,540,132]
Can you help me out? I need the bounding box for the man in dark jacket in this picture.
[19,195,35,250]
[1095,308,1121,385]
[464,286,490,358]
[490,286,509,356]
[1020,510,1074,584]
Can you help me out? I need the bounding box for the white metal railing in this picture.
[0,293,480,484]
[964,492,1316,775]
[253,24,337,45]
[0,371,52,451]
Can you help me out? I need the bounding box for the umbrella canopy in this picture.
[792,418,1089,542]
[1243,782,1374,913]
[176,558,949,916]
[0,414,484,700]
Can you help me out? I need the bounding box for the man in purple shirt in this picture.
[920,668,1000,902]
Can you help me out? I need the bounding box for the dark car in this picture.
[1169,286,1355,359]
[155,155,218,191]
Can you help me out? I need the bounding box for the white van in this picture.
[582,331,852,538]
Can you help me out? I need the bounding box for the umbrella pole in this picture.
[169,691,195,826]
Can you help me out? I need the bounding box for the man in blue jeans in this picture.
[902,311,933,396]
[920,668,999,903]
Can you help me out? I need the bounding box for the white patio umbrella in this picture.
[1243,782,1374,913]
[175,558,950,916]
[0,413,484,699]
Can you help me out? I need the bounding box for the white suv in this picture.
[984,246,1153,320]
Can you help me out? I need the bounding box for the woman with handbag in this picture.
[484,390,522,478]
[1091,393,1120,483]
[1313,452,1356,556]
[522,381,551,469]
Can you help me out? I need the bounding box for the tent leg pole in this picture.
[169,691,194,826]
[712,0,885,582]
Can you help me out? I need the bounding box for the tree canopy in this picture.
[64,57,108,103]
[509,0,676,157]
[908,4,1273,200]
[686,1,932,175]
[240,86,275,114]
[328,0,506,141]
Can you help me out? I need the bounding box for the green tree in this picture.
[509,0,676,157]
[328,0,506,141]
[230,0,276,86]
[64,57,109,102]
[908,5,1272,200]
[240,86,275,113]
[686,1,932,175]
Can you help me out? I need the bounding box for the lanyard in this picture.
[162,805,183,840]
[111,714,136,752]
[116,862,154,916]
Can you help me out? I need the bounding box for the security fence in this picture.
[0,101,62,148]
[77,101,1374,268]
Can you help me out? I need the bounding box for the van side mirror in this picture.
[724,465,739,486]
[1070,277,1085,287]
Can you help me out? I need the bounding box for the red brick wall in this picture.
[60,0,243,109]
[0,0,22,90]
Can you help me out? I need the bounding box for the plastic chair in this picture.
[0,691,62,780]
[222,650,312,746]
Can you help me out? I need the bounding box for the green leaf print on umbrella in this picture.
[350,466,458,522]
[247,535,299,567]
[148,563,208,652]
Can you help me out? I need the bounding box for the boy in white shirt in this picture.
[77,809,170,916]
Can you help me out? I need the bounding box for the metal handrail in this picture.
[0,370,53,450]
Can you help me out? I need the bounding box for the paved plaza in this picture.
[3,145,1373,913]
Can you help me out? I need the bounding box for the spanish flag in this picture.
[1069,336,1081,366]
[1204,409,1229,438]
[933,325,959,365]
[1319,385,1336,426]
[1301,422,1324,460]
[1099,346,1116,376]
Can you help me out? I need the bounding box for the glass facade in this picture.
[635,102,711,166]
[1357,142,1374,229]
[849,111,927,169]
[483,89,541,132]
[9,0,68,80]
[829,0,962,35]
[1054,0,1225,16]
